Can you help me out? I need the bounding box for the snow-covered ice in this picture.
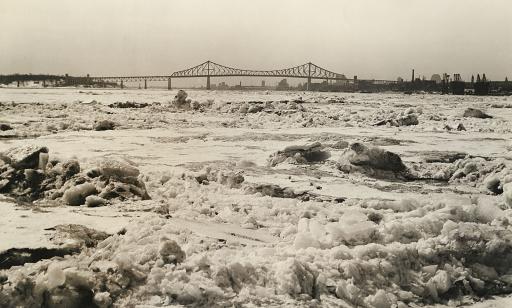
[1,88,512,307]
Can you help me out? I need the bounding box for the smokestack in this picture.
[412,69,415,83]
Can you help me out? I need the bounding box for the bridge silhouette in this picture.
[91,60,392,90]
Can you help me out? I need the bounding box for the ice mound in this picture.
[409,155,512,203]
[288,199,512,306]
[0,219,190,307]
[275,258,316,296]
[239,101,264,113]
[238,99,306,115]
[0,145,150,204]
[406,152,512,185]
[463,108,492,119]
[108,101,149,108]
[361,199,422,214]
[172,89,192,109]
[49,224,111,249]
[93,119,116,131]
[443,122,467,131]
[0,123,13,131]
[295,211,378,249]
[330,140,350,150]
[372,108,421,127]
[338,143,407,178]
[247,183,316,201]
[169,90,212,111]
[421,151,467,163]
[99,159,140,178]
[0,145,50,198]
[449,157,510,193]
[407,161,458,182]
[374,113,419,127]
[193,166,245,188]
[267,142,331,167]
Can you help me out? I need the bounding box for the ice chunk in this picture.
[309,219,326,238]
[365,289,396,308]
[326,211,377,245]
[93,119,115,131]
[38,152,49,171]
[336,280,363,305]
[428,270,451,295]
[463,108,492,119]
[474,198,503,223]
[0,145,49,169]
[172,90,192,109]
[484,175,502,194]
[294,232,320,249]
[99,160,140,178]
[47,264,66,289]
[85,195,107,207]
[62,160,81,179]
[62,182,97,206]
[340,143,406,172]
[297,218,309,233]
[93,292,112,308]
[504,183,512,207]
[158,238,186,264]
[267,142,330,167]
[275,258,316,296]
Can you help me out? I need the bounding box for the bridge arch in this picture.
[91,60,349,90]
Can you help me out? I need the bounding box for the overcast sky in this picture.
[1,0,511,81]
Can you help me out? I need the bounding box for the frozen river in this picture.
[1,88,512,307]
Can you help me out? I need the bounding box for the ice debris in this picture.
[374,113,419,127]
[108,101,149,108]
[449,157,510,193]
[193,166,245,189]
[421,151,467,163]
[49,224,111,249]
[372,108,421,127]
[0,145,150,204]
[238,100,306,115]
[267,142,331,167]
[2,199,512,307]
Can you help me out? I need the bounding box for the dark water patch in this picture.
[0,247,79,270]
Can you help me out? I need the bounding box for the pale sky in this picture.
[1,0,511,81]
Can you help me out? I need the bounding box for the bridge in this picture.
[90,60,358,90]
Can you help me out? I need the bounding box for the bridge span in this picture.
[90,60,392,90]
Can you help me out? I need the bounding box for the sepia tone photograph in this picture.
[1,0,512,307]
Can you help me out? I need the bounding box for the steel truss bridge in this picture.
[90,60,394,90]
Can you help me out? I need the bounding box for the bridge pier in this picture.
[307,77,311,91]
[144,79,147,89]
[206,76,211,90]
[168,78,172,90]
[120,80,124,89]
